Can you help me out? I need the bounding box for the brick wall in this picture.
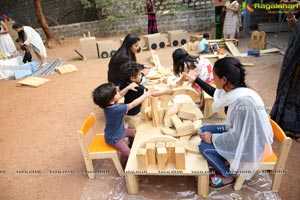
[35,10,215,39]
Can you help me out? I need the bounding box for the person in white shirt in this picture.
[12,23,47,66]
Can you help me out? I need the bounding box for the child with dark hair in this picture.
[185,57,273,189]
[119,61,174,130]
[92,82,152,169]
[172,48,213,106]
[16,38,32,63]
[198,32,210,54]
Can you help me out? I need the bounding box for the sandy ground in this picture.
[0,33,299,200]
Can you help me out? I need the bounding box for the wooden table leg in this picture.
[125,174,139,194]
[197,174,209,197]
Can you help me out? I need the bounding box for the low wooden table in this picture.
[124,122,209,196]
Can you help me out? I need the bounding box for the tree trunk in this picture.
[33,0,60,48]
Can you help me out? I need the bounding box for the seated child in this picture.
[92,82,152,169]
[172,48,214,107]
[119,61,174,130]
[16,38,32,63]
[198,33,210,54]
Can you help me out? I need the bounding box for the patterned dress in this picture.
[146,3,158,34]
[223,0,239,39]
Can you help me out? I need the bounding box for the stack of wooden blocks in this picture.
[161,102,203,137]
[136,141,186,170]
[79,32,98,59]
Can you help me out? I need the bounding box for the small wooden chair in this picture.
[234,119,292,191]
[77,113,124,178]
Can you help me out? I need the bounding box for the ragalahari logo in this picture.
[241,1,299,13]
[241,2,254,13]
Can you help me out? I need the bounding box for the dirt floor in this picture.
[0,32,299,200]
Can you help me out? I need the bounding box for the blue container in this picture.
[247,49,260,57]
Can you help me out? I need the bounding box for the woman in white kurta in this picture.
[185,57,273,189]
[12,23,47,66]
[223,0,240,39]
[0,20,17,56]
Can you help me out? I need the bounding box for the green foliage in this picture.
[169,5,190,14]
[80,0,117,17]
[80,0,117,9]
[101,15,118,32]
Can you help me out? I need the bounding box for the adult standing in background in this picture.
[222,0,240,39]
[146,0,158,34]
[0,20,17,56]
[271,0,300,141]
[12,23,47,66]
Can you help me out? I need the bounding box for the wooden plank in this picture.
[17,77,50,87]
[225,41,241,57]
[56,64,78,74]
[260,48,280,54]
[242,62,255,67]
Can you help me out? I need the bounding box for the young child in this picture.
[198,33,210,54]
[172,48,214,107]
[16,38,32,63]
[92,82,152,169]
[119,61,174,130]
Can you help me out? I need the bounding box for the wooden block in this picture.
[176,120,196,135]
[190,35,203,42]
[163,104,179,127]
[242,63,255,67]
[175,146,186,170]
[136,148,148,170]
[17,77,50,87]
[172,88,199,103]
[225,41,241,57]
[156,147,168,170]
[171,115,183,130]
[179,102,199,110]
[166,142,176,163]
[156,141,165,148]
[193,120,202,132]
[144,33,168,50]
[167,30,188,47]
[178,107,203,121]
[158,106,165,125]
[151,97,160,127]
[260,48,280,54]
[161,127,177,135]
[146,143,156,164]
[79,36,98,59]
[141,98,150,120]
[97,40,119,58]
[56,64,78,74]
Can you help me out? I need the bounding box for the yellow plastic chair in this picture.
[77,113,124,178]
[234,119,292,191]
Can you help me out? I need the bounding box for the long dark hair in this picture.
[172,48,199,76]
[113,34,140,62]
[213,57,247,89]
